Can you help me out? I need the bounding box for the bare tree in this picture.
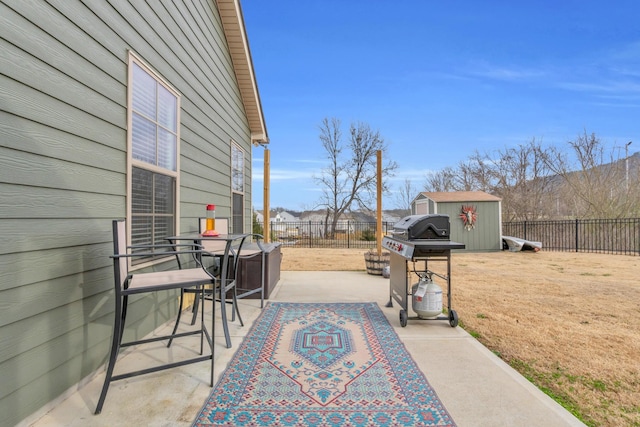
[394,178,415,216]
[424,140,555,220]
[424,153,496,193]
[544,131,634,218]
[421,132,639,220]
[465,151,497,192]
[424,166,459,192]
[314,117,397,237]
[490,139,554,221]
[455,159,481,191]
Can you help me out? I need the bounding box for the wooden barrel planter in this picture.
[364,251,390,276]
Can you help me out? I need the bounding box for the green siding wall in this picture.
[0,1,255,425]
[436,201,502,251]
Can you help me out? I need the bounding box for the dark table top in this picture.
[166,233,249,241]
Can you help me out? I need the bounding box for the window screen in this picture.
[129,56,179,257]
[231,143,244,232]
[231,143,244,193]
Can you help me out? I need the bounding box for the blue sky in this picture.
[242,1,640,211]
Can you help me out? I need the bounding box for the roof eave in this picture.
[216,0,269,145]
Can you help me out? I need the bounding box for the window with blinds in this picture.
[128,54,180,260]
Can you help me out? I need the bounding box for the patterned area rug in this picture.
[193,302,456,426]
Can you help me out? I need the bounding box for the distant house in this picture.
[412,191,502,251]
[299,211,326,222]
[254,210,300,223]
[267,211,300,238]
[382,212,403,225]
[0,1,267,425]
[253,210,300,238]
[257,209,396,239]
[348,211,376,223]
[273,211,300,222]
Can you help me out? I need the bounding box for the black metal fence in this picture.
[503,218,640,256]
[264,218,640,255]
[265,221,393,249]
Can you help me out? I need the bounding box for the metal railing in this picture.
[503,218,640,255]
[262,221,392,249]
[258,218,639,255]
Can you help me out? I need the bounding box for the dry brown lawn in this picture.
[281,247,640,427]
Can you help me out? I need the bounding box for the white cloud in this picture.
[253,157,326,183]
[253,167,317,182]
[463,62,547,82]
[386,168,435,183]
[556,80,640,95]
[458,56,640,100]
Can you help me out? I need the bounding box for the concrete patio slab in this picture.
[21,271,585,427]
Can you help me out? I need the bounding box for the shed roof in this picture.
[417,191,502,203]
[216,0,268,145]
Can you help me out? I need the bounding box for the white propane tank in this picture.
[411,274,443,319]
[382,265,390,278]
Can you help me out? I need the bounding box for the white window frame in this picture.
[231,142,245,232]
[126,51,181,266]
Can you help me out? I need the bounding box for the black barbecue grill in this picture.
[383,214,465,327]
[391,214,450,239]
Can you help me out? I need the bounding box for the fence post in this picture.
[347,221,350,249]
[575,219,579,252]
[524,221,527,240]
[270,220,275,244]
[309,221,312,248]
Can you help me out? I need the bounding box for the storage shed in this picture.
[411,191,502,251]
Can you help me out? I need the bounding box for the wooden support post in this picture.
[263,148,270,243]
[376,150,382,256]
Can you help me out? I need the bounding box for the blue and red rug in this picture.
[193,302,456,426]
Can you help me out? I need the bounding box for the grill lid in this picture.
[392,214,450,240]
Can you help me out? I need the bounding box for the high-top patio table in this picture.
[166,233,249,348]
